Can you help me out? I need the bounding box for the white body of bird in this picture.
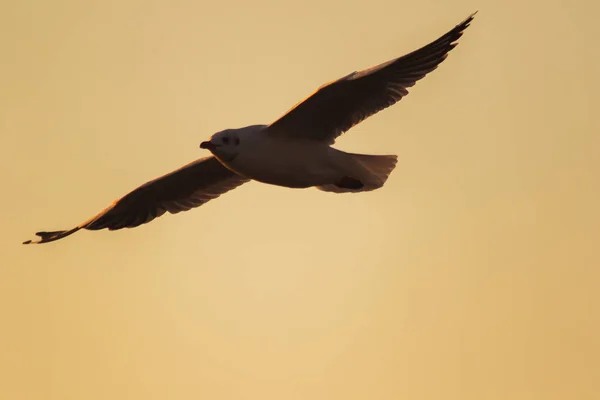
[206,125,397,191]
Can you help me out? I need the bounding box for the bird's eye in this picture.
[222,137,229,144]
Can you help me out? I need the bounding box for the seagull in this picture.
[23,12,476,244]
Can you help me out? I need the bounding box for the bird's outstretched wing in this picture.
[23,156,249,244]
[267,12,476,144]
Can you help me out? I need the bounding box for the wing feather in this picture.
[267,13,476,144]
[23,156,249,244]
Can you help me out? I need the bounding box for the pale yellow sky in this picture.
[1,0,599,399]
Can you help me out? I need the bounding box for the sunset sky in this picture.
[1,0,598,399]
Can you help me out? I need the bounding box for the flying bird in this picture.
[23,12,476,244]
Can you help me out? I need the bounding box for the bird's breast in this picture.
[224,138,337,188]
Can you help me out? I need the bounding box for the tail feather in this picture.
[317,153,397,193]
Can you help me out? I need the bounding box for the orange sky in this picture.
[1,1,598,399]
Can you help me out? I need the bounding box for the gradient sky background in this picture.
[1,0,599,399]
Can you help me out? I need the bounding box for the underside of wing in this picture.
[23,156,249,244]
[267,12,476,144]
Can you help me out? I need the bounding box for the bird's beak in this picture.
[200,141,216,151]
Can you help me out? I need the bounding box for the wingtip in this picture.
[450,11,477,39]
[464,11,478,25]
[453,11,476,26]
[22,228,81,245]
[22,231,47,245]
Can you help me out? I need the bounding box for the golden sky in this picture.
[1,0,598,399]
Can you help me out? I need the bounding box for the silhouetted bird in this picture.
[24,12,477,244]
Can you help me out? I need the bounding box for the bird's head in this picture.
[200,129,241,161]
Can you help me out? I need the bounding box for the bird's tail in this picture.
[317,153,398,193]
